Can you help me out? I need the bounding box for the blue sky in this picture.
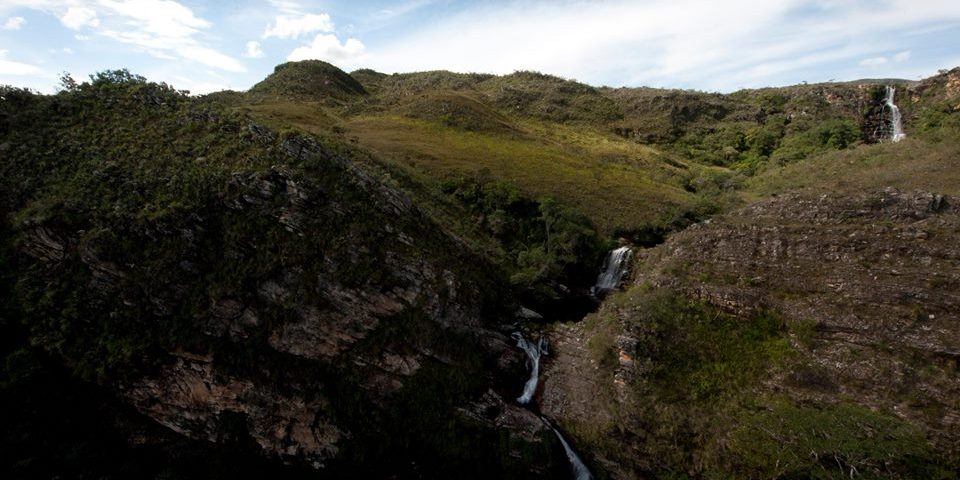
[1,0,959,94]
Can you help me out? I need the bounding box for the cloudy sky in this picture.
[1,0,959,94]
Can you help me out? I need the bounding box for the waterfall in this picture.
[543,419,594,480]
[513,332,547,405]
[591,246,632,297]
[513,333,595,479]
[884,85,906,143]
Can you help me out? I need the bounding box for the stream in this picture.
[512,246,633,480]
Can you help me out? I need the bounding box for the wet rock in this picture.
[247,122,276,145]
[78,240,127,289]
[517,306,544,320]
[458,389,552,447]
[930,193,948,213]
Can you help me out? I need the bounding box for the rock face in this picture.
[542,189,960,478]
[122,353,341,468]
[7,107,553,476]
[642,188,959,362]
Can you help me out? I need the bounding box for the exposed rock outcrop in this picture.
[543,189,960,478]
[9,114,551,476]
[122,353,341,468]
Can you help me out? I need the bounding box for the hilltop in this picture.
[249,60,367,102]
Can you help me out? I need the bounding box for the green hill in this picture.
[250,60,367,102]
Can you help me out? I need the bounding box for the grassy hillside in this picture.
[235,63,738,238]
[229,62,960,243]
[341,115,699,234]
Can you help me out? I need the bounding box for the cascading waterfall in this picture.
[513,332,546,405]
[591,246,632,297]
[884,85,906,143]
[514,248,631,477]
[544,419,594,480]
[514,332,595,479]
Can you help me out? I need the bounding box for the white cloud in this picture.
[287,33,366,64]
[176,45,245,72]
[0,0,245,73]
[93,0,245,72]
[362,0,960,91]
[263,13,334,39]
[0,57,43,75]
[3,16,25,30]
[859,56,888,67]
[268,0,303,15]
[99,0,209,37]
[372,0,435,22]
[244,40,264,58]
[60,6,99,30]
[2,0,959,92]
[0,49,7,57]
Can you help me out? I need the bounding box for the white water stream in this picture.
[512,246,636,478]
[514,332,594,479]
[591,246,632,297]
[546,420,594,480]
[884,85,906,143]
[513,332,546,405]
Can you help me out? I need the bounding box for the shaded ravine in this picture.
[513,331,593,480]
[512,246,633,479]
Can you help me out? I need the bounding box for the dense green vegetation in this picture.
[439,175,606,299]
[238,62,960,242]
[575,289,794,474]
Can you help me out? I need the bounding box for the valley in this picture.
[1,61,958,479]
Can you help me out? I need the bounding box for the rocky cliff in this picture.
[542,188,960,478]
[0,74,562,478]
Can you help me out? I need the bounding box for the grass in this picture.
[234,63,960,240]
[342,114,696,234]
[561,288,799,477]
[730,399,948,479]
[242,101,344,133]
[747,137,960,198]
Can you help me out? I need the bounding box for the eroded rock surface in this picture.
[543,189,960,478]
[122,353,340,468]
